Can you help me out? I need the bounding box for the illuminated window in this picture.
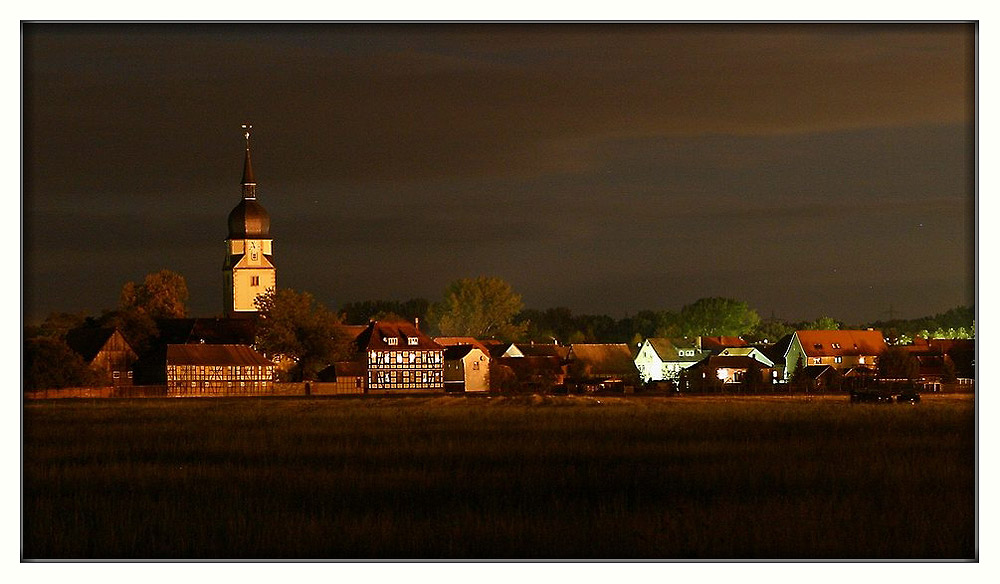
[831,343,841,349]
[835,356,842,364]
[408,337,419,346]
[859,357,866,364]
[473,361,480,371]
[813,358,821,364]
[386,337,398,345]
[113,371,120,379]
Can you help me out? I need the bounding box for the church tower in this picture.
[223,124,276,316]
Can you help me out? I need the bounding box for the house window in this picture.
[113,371,120,379]
[386,337,398,345]
[251,276,260,287]
[835,356,843,364]
[813,358,821,364]
[407,337,419,346]
[473,361,480,371]
[859,357,866,364]
[127,371,133,378]
[831,343,841,349]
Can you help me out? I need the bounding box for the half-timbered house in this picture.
[166,344,275,396]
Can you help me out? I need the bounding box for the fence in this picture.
[24,385,169,400]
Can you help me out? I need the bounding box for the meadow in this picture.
[22,394,976,560]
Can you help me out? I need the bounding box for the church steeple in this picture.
[241,123,256,200]
[224,122,275,316]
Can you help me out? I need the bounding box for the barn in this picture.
[166,344,275,396]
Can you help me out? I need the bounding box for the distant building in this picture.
[223,125,276,316]
[165,344,275,396]
[698,336,748,352]
[64,327,138,387]
[567,343,639,390]
[356,320,444,391]
[443,345,491,392]
[716,346,774,367]
[779,330,887,381]
[500,342,571,360]
[633,337,709,382]
[686,354,775,387]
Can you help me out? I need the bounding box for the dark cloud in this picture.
[23,23,975,324]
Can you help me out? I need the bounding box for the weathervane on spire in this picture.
[241,123,253,150]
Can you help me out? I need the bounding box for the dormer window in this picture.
[407,337,419,346]
[386,337,398,345]
[831,343,841,349]
[813,344,823,350]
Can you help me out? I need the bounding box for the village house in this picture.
[355,320,444,391]
[778,329,887,381]
[499,342,571,360]
[64,327,138,387]
[685,354,775,389]
[442,344,491,392]
[716,346,774,367]
[165,344,275,396]
[567,343,639,391]
[902,337,975,384]
[633,337,709,383]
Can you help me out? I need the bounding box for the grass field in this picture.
[22,394,976,560]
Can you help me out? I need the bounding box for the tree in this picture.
[804,316,840,331]
[24,337,101,391]
[878,347,920,380]
[254,288,354,381]
[677,297,760,338]
[119,269,189,319]
[747,318,793,344]
[429,276,527,340]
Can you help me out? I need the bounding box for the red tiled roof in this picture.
[795,330,887,357]
[166,344,273,366]
[434,336,491,354]
[356,320,443,352]
[700,336,748,350]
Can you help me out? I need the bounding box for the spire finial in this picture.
[240,122,256,197]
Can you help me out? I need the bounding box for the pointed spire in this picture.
[240,123,256,199]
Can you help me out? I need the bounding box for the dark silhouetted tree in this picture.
[430,276,527,341]
[678,297,760,338]
[24,337,101,390]
[878,347,920,380]
[255,288,353,381]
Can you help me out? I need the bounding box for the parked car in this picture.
[895,389,921,404]
[850,390,894,404]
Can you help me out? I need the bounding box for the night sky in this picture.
[22,23,976,325]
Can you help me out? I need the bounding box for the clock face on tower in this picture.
[249,241,259,262]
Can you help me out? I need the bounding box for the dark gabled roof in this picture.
[155,318,257,346]
[443,345,476,360]
[690,355,769,371]
[699,336,748,351]
[166,344,273,366]
[795,330,887,357]
[763,333,795,363]
[434,336,492,354]
[801,364,837,380]
[511,343,570,359]
[355,320,443,352]
[569,344,637,376]
[64,327,117,362]
[497,356,565,379]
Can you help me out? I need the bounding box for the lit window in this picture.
[831,343,841,349]
[113,371,120,379]
[473,362,480,371]
[408,337,419,345]
[835,356,842,364]
[859,357,866,364]
[387,337,398,345]
[813,358,821,364]
[127,371,133,378]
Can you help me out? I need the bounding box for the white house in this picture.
[633,338,709,383]
[443,345,491,392]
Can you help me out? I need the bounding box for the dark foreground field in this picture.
[23,394,975,560]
